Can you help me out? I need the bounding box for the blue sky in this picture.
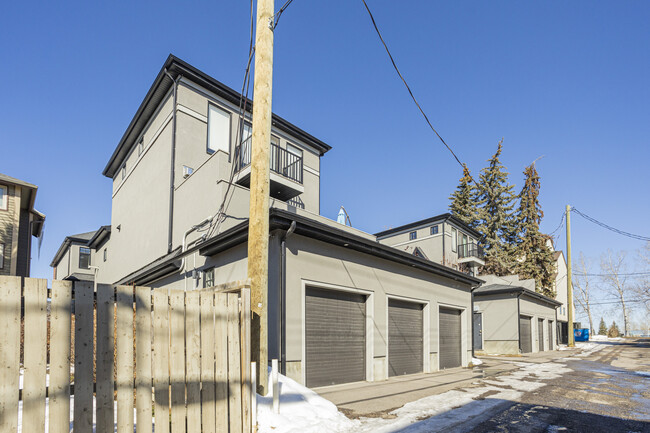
[1,1,648,324]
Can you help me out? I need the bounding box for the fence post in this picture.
[0,276,22,432]
[73,281,95,433]
[251,361,257,433]
[49,279,73,433]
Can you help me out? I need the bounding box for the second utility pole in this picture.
[248,0,274,395]
[566,205,575,347]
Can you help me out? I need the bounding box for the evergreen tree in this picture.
[474,139,518,275]
[514,162,556,296]
[607,321,621,338]
[449,165,479,228]
[598,317,607,335]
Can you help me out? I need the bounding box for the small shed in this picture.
[473,284,561,355]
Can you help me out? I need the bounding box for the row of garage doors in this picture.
[519,315,554,353]
[304,287,463,387]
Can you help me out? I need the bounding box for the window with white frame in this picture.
[0,244,4,269]
[0,185,7,210]
[207,104,231,154]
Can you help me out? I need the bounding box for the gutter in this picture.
[164,69,182,253]
[280,221,296,375]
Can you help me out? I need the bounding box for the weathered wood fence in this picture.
[0,276,252,433]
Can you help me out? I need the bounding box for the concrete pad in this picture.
[315,360,519,417]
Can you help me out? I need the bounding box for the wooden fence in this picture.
[0,276,252,433]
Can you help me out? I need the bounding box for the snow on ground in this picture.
[471,357,483,366]
[636,371,650,378]
[590,334,623,342]
[257,356,580,433]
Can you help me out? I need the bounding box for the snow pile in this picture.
[256,373,357,433]
[471,357,483,366]
[635,371,650,378]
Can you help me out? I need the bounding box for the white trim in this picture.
[300,280,374,385]
[303,166,320,177]
[390,233,442,248]
[177,104,208,123]
[0,185,7,210]
[386,294,430,376]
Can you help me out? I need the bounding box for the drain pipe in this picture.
[280,221,297,375]
[179,216,213,274]
[164,69,182,253]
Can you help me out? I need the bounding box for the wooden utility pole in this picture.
[566,205,575,347]
[248,0,274,395]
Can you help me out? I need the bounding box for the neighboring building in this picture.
[375,214,485,276]
[92,55,483,387]
[0,173,45,277]
[50,231,97,281]
[547,238,573,344]
[473,275,561,355]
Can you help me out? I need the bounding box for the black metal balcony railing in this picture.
[235,140,303,184]
[457,243,484,259]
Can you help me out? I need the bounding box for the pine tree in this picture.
[598,317,607,335]
[607,321,621,338]
[474,139,518,275]
[449,165,479,228]
[514,162,556,297]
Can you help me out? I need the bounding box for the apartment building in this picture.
[0,173,45,277]
[50,230,98,281]
[375,214,485,276]
[88,55,482,387]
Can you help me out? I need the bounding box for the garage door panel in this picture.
[305,287,366,387]
[439,307,462,369]
[388,299,423,377]
[548,321,553,350]
[520,316,532,353]
[538,319,544,351]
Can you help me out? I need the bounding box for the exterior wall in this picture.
[54,243,93,280]
[91,237,112,284]
[554,253,569,322]
[519,295,557,352]
[106,78,324,284]
[474,293,520,355]
[16,210,30,277]
[284,234,473,385]
[0,184,17,276]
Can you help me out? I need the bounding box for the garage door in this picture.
[548,320,554,350]
[305,287,366,387]
[388,299,423,377]
[439,307,462,369]
[520,316,532,353]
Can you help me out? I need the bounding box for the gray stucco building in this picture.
[65,55,484,387]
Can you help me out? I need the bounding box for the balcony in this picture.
[234,141,304,201]
[457,243,485,267]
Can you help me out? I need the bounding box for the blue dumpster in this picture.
[574,328,590,342]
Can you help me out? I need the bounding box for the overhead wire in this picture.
[273,0,295,29]
[571,207,650,242]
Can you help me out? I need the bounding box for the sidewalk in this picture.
[316,347,581,417]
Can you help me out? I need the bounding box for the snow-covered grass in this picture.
[590,334,623,342]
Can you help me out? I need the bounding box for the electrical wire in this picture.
[548,211,566,237]
[274,0,295,29]
[571,207,650,242]
[580,272,650,277]
[360,0,470,177]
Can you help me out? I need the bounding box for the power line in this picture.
[571,207,650,242]
[274,0,295,29]
[586,299,649,306]
[580,272,650,277]
[360,0,469,176]
[548,211,566,237]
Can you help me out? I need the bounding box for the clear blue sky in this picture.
[1,1,648,324]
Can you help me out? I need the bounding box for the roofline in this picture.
[474,285,562,307]
[50,237,87,267]
[88,225,111,249]
[375,213,482,239]
[103,54,332,178]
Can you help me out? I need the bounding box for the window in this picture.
[409,231,417,240]
[103,248,107,262]
[430,225,438,235]
[121,165,126,180]
[451,228,458,252]
[286,143,303,158]
[203,267,215,288]
[0,244,4,269]
[208,104,231,154]
[79,247,91,269]
[138,138,144,156]
[182,165,194,178]
[0,185,7,210]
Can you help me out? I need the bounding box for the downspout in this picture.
[164,69,182,253]
[280,221,297,375]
